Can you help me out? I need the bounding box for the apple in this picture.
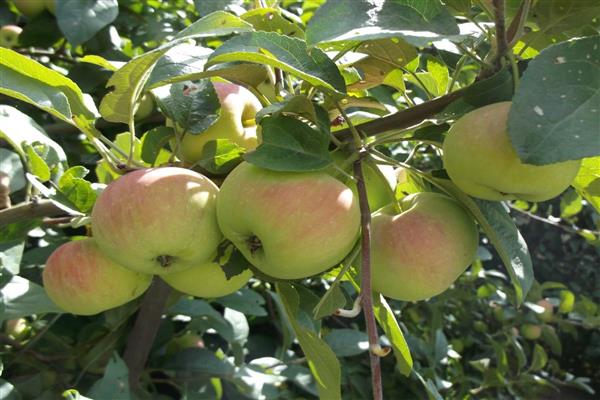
[13,0,46,17]
[0,25,22,49]
[170,81,262,163]
[443,102,581,202]
[161,261,252,298]
[217,162,361,279]
[536,299,554,323]
[5,318,29,340]
[91,167,222,275]
[42,239,152,315]
[520,323,542,340]
[134,93,154,120]
[166,331,204,354]
[370,192,479,301]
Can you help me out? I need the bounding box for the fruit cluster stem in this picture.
[353,157,383,400]
[123,277,172,389]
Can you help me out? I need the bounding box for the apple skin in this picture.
[443,102,581,202]
[91,167,222,275]
[42,239,152,315]
[371,192,479,301]
[134,93,154,120]
[13,0,46,17]
[536,299,554,323]
[170,81,262,163]
[161,261,252,298]
[217,162,361,280]
[520,323,542,340]
[0,25,22,49]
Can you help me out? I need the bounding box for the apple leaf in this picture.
[256,95,318,125]
[164,348,235,376]
[245,115,331,172]
[1,275,63,320]
[140,126,174,166]
[56,0,119,47]
[168,298,235,343]
[56,166,97,213]
[305,0,460,47]
[324,329,369,357]
[206,31,346,94]
[242,7,305,39]
[0,241,24,275]
[196,139,246,175]
[508,36,600,165]
[0,149,25,193]
[276,283,342,400]
[215,288,268,317]
[571,157,600,214]
[87,353,130,400]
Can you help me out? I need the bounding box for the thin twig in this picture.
[508,205,600,236]
[0,199,65,227]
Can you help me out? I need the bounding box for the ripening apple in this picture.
[443,102,581,202]
[536,299,554,323]
[217,162,361,279]
[13,0,46,17]
[170,81,262,163]
[520,323,542,340]
[91,167,222,275]
[161,261,252,298]
[370,192,479,301]
[134,93,155,120]
[42,239,152,315]
[0,25,22,49]
[166,331,204,354]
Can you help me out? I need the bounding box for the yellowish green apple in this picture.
[443,102,581,202]
[91,167,222,275]
[0,25,22,48]
[217,162,361,279]
[134,93,155,120]
[161,261,252,298]
[371,192,479,301]
[13,0,45,17]
[520,323,542,340]
[170,81,262,163]
[42,239,152,315]
[536,299,554,323]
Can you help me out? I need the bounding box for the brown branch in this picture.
[0,199,65,227]
[480,0,508,79]
[353,156,383,400]
[0,172,10,210]
[123,277,172,389]
[506,0,531,47]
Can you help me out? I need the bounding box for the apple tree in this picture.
[0,0,599,399]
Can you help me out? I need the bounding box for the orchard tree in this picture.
[0,0,599,399]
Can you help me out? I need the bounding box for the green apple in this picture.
[44,0,55,14]
[5,318,29,340]
[217,162,361,280]
[0,25,22,49]
[91,167,222,275]
[161,261,252,298]
[134,93,154,120]
[520,323,542,340]
[170,81,262,163]
[166,331,204,354]
[371,192,479,301]
[42,239,152,315]
[13,0,46,17]
[443,102,581,202]
[536,299,554,323]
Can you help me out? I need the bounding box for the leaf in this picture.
[140,127,173,165]
[164,348,234,376]
[305,0,460,47]
[531,1,600,38]
[355,38,418,69]
[223,308,249,344]
[1,275,63,320]
[24,144,51,182]
[196,139,246,174]
[508,36,600,164]
[57,166,97,213]
[0,49,98,123]
[276,283,341,400]
[313,283,347,320]
[206,31,345,93]
[242,8,305,38]
[0,241,24,275]
[56,0,119,47]
[0,149,25,193]
[87,353,130,400]
[245,115,331,172]
[432,178,533,304]
[571,157,600,214]
[100,11,253,124]
[373,295,413,376]
[214,288,267,317]
[529,344,548,371]
[324,329,369,357]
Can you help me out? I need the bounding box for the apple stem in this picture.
[353,156,384,400]
[123,277,171,389]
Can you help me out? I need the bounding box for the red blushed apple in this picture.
[42,239,152,315]
[371,192,479,301]
[91,167,222,275]
[217,162,361,280]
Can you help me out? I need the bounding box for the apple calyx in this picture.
[246,235,263,254]
[156,254,176,268]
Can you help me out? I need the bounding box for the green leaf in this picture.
[0,149,25,193]
[0,49,98,123]
[355,38,418,69]
[559,189,582,218]
[206,31,346,93]
[245,115,332,172]
[196,139,246,174]
[508,36,600,164]
[164,348,234,376]
[571,157,600,214]
[23,144,51,182]
[305,0,460,47]
[57,166,97,213]
[256,95,318,125]
[276,283,341,400]
[100,11,253,124]
[0,241,24,275]
[531,1,600,38]
[242,8,305,38]
[529,344,548,371]
[56,0,119,47]
[373,294,413,376]
[214,288,267,317]
[140,126,174,165]
[1,275,63,320]
[324,329,369,357]
[87,353,130,400]
[313,283,347,320]
[558,290,575,313]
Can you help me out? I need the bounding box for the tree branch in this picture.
[123,277,172,389]
[353,156,383,400]
[0,200,65,227]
